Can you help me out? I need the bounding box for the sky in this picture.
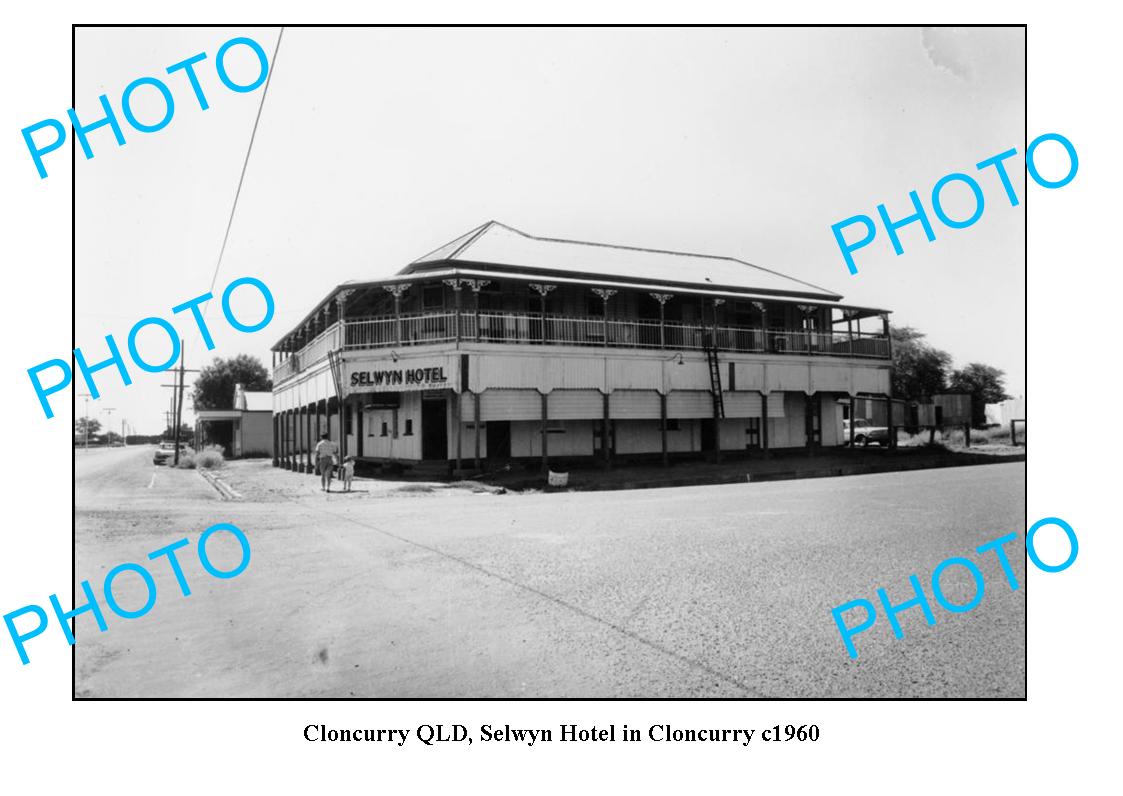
[73,26,1025,435]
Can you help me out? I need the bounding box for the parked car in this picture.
[843,418,890,447]
[153,441,190,465]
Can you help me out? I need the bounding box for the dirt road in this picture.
[75,447,1026,698]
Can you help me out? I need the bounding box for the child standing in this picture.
[341,455,356,492]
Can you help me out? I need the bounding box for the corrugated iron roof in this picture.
[336,267,887,313]
[271,223,880,349]
[241,392,273,412]
[406,221,842,300]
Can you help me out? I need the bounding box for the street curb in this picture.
[746,453,1026,483]
[197,468,241,500]
[530,453,1026,493]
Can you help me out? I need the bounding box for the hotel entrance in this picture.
[421,392,448,460]
[486,420,511,460]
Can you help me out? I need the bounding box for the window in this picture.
[344,407,353,436]
[380,421,388,437]
[746,417,761,448]
[422,285,444,310]
[477,281,502,311]
[734,301,756,327]
[404,419,414,436]
[638,294,661,321]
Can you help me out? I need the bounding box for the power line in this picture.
[178,27,285,422]
[203,26,285,312]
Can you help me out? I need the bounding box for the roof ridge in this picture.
[446,219,497,260]
[409,220,493,265]
[479,222,838,297]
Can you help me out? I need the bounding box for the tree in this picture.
[164,422,193,440]
[193,354,272,410]
[890,326,952,402]
[75,417,101,438]
[949,363,1011,427]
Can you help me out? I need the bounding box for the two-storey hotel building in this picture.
[270,222,893,473]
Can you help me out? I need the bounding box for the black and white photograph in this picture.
[67,25,1029,700]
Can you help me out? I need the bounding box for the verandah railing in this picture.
[343,312,889,355]
[276,311,889,380]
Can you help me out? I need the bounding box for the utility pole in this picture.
[160,342,200,465]
[103,408,116,446]
[78,392,92,450]
[173,341,186,465]
[122,418,128,447]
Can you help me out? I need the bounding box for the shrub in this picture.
[896,430,946,448]
[944,428,970,447]
[176,454,196,469]
[194,446,226,470]
[942,425,1026,447]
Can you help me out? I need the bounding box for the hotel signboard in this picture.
[344,359,451,393]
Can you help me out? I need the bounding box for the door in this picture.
[701,417,717,453]
[421,395,448,460]
[486,420,511,460]
[593,419,615,456]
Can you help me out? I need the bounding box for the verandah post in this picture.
[444,279,464,344]
[592,288,616,346]
[468,279,489,343]
[383,283,409,347]
[530,283,556,344]
[296,404,305,473]
[849,394,857,448]
[887,396,897,450]
[761,391,770,457]
[602,391,611,468]
[305,403,313,473]
[540,391,549,472]
[660,392,669,467]
[474,391,482,470]
[455,391,463,473]
[650,293,673,349]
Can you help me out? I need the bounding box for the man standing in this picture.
[313,433,339,492]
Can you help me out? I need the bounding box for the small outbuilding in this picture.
[194,383,274,458]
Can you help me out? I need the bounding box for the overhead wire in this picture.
[180,27,285,418]
[203,26,286,313]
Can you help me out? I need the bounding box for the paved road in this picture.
[75,447,1025,698]
[75,446,217,507]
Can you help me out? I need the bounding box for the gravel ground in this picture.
[74,447,1026,698]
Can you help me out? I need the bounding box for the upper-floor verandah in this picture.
[271,273,891,382]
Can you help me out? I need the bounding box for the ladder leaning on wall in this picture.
[704,343,725,419]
